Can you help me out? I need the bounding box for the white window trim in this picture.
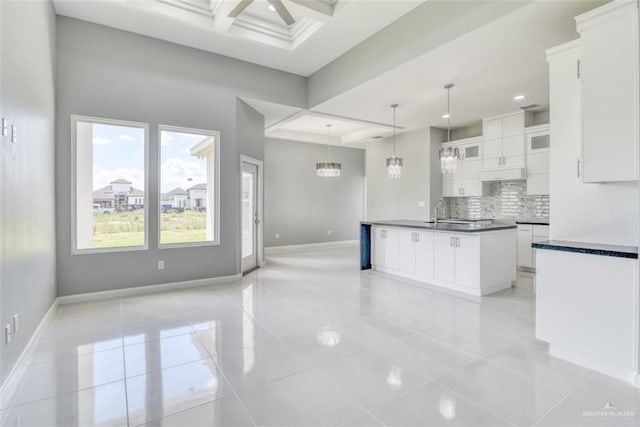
[70,115,150,255]
[158,124,221,249]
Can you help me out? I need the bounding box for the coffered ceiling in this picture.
[52,0,425,75]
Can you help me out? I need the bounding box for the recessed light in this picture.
[514,94,525,101]
[268,4,276,12]
[442,113,450,119]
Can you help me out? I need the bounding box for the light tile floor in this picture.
[1,246,639,426]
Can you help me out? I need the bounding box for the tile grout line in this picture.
[530,372,594,426]
[119,297,132,427]
[433,380,518,427]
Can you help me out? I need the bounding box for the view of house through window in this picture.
[74,117,147,251]
[159,127,218,245]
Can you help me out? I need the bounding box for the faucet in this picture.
[433,198,447,223]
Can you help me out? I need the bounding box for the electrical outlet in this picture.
[327,230,332,236]
[5,324,12,344]
[418,201,426,208]
[1,118,8,137]
[12,314,18,333]
[275,233,280,239]
[157,260,165,270]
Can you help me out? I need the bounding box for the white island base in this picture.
[371,225,517,297]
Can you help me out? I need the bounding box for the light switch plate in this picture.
[157,260,165,270]
[1,118,8,137]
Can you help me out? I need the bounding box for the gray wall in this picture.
[264,139,364,247]
[0,0,57,384]
[56,17,305,296]
[366,128,442,221]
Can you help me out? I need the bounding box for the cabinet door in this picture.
[517,226,533,268]
[384,228,400,271]
[461,159,480,180]
[462,178,483,197]
[454,235,480,288]
[442,177,458,197]
[502,113,525,137]
[482,138,502,169]
[397,230,416,274]
[372,228,386,267]
[415,231,434,279]
[483,118,502,139]
[526,174,549,196]
[434,233,456,283]
[501,134,525,167]
[527,152,549,174]
[580,3,639,182]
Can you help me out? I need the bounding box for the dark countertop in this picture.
[532,240,638,259]
[361,219,517,233]
[516,218,550,226]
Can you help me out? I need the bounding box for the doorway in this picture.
[241,156,263,273]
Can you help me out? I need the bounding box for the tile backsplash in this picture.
[445,181,549,220]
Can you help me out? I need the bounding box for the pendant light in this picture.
[439,83,460,174]
[316,124,341,178]
[386,104,403,179]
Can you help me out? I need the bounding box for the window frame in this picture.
[70,115,150,255]
[157,124,221,249]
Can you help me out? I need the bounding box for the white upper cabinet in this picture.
[481,111,528,173]
[441,137,484,197]
[577,0,639,182]
[526,124,550,195]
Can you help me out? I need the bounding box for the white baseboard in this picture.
[0,298,58,395]
[265,240,358,255]
[549,344,639,386]
[57,273,243,305]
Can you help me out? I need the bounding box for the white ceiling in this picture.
[263,110,397,147]
[311,0,601,134]
[52,0,425,76]
[244,0,603,146]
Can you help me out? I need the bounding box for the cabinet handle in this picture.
[415,233,420,243]
[577,158,581,179]
[502,156,506,165]
[457,237,460,247]
[450,236,454,247]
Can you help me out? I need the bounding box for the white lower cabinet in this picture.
[536,249,639,382]
[415,231,435,278]
[454,234,480,288]
[434,233,480,288]
[372,226,516,296]
[372,227,399,271]
[434,233,456,283]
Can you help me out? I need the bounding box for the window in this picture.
[159,126,219,246]
[72,116,148,252]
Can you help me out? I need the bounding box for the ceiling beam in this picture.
[288,0,334,17]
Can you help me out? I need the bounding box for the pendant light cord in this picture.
[447,86,451,143]
[391,104,398,157]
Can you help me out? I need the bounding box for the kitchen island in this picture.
[360,220,517,297]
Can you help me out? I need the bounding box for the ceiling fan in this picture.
[228,0,295,26]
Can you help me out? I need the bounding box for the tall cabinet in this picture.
[577,0,639,182]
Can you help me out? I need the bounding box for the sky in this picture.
[90,123,208,194]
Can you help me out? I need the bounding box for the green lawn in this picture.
[93,209,208,248]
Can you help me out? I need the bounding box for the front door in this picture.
[241,161,259,273]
